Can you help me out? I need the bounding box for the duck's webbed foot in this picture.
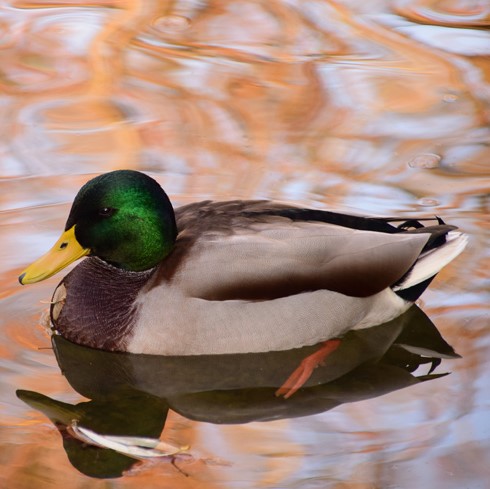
[275,339,341,399]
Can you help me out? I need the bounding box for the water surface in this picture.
[1,1,489,488]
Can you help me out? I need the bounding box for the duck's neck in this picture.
[50,257,153,351]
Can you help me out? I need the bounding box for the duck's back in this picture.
[157,201,441,300]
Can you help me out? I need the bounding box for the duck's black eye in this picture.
[98,207,115,218]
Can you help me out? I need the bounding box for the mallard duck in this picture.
[19,170,467,358]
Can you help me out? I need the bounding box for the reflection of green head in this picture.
[62,436,136,479]
[16,390,169,479]
[67,170,177,271]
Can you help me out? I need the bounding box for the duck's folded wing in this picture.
[164,219,430,299]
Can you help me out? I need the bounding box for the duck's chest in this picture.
[50,258,152,351]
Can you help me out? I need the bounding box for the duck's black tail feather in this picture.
[395,276,436,302]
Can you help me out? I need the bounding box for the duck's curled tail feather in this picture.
[393,230,468,301]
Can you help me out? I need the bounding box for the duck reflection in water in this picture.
[17,306,460,479]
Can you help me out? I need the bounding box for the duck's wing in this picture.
[157,201,435,299]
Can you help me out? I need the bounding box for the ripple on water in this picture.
[395,0,490,28]
[12,98,143,174]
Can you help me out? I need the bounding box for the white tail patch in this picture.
[393,231,468,291]
[396,343,461,359]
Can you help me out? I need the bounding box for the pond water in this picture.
[1,1,489,488]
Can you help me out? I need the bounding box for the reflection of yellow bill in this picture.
[19,226,90,285]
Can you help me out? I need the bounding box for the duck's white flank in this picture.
[129,286,410,355]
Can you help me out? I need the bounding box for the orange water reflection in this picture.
[1,1,489,488]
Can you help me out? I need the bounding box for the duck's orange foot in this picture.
[275,339,341,399]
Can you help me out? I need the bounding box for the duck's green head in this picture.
[19,170,177,284]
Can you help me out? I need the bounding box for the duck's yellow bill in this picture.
[19,226,90,285]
